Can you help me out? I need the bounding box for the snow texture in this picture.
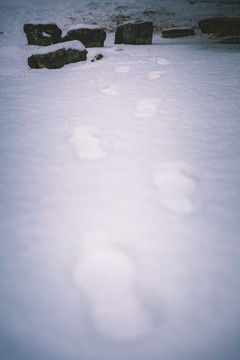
[31,40,86,55]
[62,23,102,38]
[0,1,240,360]
[66,23,102,30]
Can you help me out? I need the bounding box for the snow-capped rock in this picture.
[23,23,62,46]
[61,24,106,47]
[161,27,195,38]
[28,40,87,69]
[115,21,153,45]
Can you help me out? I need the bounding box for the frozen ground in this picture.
[0,1,240,360]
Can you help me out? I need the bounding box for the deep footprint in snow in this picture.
[68,127,107,160]
[146,70,166,81]
[73,233,152,340]
[133,98,161,118]
[154,164,198,214]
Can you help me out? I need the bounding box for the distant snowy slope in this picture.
[1,0,240,40]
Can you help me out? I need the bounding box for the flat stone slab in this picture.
[24,23,62,46]
[161,27,195,38]
[28,41,87,69]
[115,21,153,45]
[198,17,240,37]
[61,24,106,47]
[220,36,240,43]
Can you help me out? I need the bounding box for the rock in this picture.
[28,41,87,69]
[95,54,103,60]
[220,36,240,43]
[23,23,62,46]
[61,24,106,47]
[115,21,153,45]
[91,54,103,62]
[198,17,240,37]
[161,27,195,38]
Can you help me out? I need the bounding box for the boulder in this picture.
[220,36,240,43]
[115,21,153,45]
[161,27,195,38]
[28,41,87,69]
[61,24,106,47]
[198,17,240,37]
[91,54,104,62]
[23,23,62,46]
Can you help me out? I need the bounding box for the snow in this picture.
[62,23,102,38]
[31,40,86,55]
[66,23,102,31]
[42,32,52,38]
[0,1,240,360]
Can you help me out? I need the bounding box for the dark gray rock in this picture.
[23,23,62,46]
[91,54,103,62]
[61,26,106,47]
[198,17,240,37]
[28,41,87,69]
[115,21,153,45]
[220,36,240,43]
[161,28,195,38]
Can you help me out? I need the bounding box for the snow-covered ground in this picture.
[0,1,240,360]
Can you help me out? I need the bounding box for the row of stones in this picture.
[163,17,240,41]
[24,21,154,48]
[24,23,106,47]
[24,16,240,49]
[25,21,154,69]
[26,17,240,69]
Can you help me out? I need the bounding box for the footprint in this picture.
[68,127,106,160]
[146,71,166,81]
[100,83,119,96]
[154,163,198,214]
[150,57,171,65]
[73,232,152,340]
[88,77,118,96]
[115,65,130,73]
[133,98,161,118]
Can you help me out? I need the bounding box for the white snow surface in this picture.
[67,23,102,31]
[0,1,240,360]
[31,40,86,55]
[62,23,102,38]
